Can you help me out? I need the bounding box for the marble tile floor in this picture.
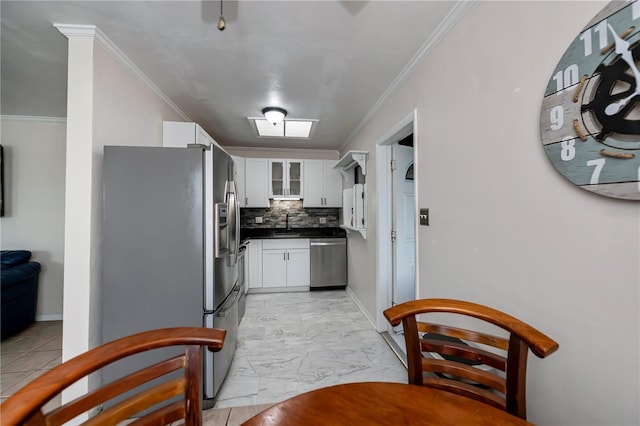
[0,320,63,409]
[213,290,407,409]
[0,290,408,419]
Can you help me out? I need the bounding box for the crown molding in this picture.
[0,115,66,123]
[53,24,191,122]
[340,0,475,150]
[53,23,96,38]
[226,146,339,155]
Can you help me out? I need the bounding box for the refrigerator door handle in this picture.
[214,287,240,319]
[227,180,240,267]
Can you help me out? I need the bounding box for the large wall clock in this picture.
[540,1,640,200]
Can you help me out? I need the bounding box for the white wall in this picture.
[342,2,639,425]
[59,27,185,404]
[0,117,66,320]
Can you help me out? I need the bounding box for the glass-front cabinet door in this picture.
[270,160,285,197]
[288,161,302,197]
[268,159,303,199]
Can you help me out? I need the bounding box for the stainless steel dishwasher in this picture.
[310,238,347,290]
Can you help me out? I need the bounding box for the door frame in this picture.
[375,109,419,332]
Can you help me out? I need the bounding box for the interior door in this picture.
[392,144,416,309]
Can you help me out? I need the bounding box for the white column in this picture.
[54,23,97,410]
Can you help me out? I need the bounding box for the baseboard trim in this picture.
[380,331,408,368]
[36,314,63,321]
[346,286,376,330]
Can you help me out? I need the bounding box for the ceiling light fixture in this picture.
[262,107,287,125]
[217,0,226,31]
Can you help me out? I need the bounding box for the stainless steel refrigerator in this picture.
[102,143,240,403]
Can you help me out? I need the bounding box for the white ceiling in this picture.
[1,1,463,150]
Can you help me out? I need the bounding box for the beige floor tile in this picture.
[1,370,38,397]
[203,407,231,425]
[37,335,62,351]
[226,404,273,425]
[2,349,60,373]
[1,370,35,392]
[43,354,62,369]
[1,351,26,368]
[1,336,47,354]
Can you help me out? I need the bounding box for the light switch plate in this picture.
[319,217,327,224]
[419,208,429,226]
[255,216,263,224]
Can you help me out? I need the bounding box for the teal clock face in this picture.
[540,1,640,200]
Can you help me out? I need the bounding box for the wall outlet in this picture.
[319,217,327,224]
[255,216,263,224]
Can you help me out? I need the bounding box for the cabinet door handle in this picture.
[283,253,286,261]
[287,252,290,260]
[245,197,248,205]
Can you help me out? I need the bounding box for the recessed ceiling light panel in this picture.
[255,119,284,137]
[285,121,313,138]
[248,117,318,139]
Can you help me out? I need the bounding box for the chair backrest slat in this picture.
[422,358,506,392]
[420,337,507,371]
[418,322,510,350]
[84,377,186,426]
[46,355,187,425]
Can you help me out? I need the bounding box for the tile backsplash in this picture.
[241,200,340,228]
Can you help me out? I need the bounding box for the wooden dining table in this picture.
[242,382,533,426]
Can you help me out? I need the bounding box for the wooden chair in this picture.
[383,299,558,420]
[0,327,226,426]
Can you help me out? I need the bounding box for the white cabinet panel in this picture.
[286,249,310,286]
[323,160,343,207]
[262,249,287,288]
[303,160,324,207]
[163,121,215,148]
[262,239,309,250]
[248,240,263,289]
[303,159,342,207]
[245,158,269,208]
[232,156,246,207]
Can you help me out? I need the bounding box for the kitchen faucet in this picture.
[285,213,289,230]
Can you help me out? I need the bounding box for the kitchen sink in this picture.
[271,232,301,238]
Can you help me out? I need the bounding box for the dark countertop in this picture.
[241,227,346,242]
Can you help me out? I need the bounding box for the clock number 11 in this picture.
[579,20,608,57]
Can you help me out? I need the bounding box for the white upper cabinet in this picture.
[162,121,215,147]
[269,160,303,199]
[244,158,270,208]
[231,156,246,208]
[303,160,343,207]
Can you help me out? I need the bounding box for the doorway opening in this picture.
[375,110,418,359]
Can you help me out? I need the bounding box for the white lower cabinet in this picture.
[247,240,263,289]
[285,249,311,286]
[251,238,310,289]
